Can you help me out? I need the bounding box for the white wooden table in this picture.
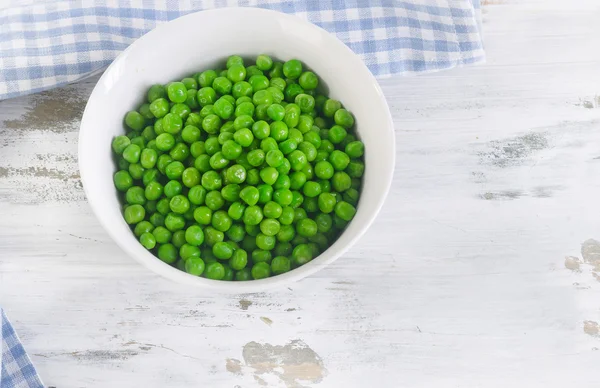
[1,1,600,387]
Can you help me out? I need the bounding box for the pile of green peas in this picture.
[112,55,364,281]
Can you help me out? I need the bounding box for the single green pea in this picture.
[197,87,217,107]
[329,125,348,145]
[199,105,215,119]
[251,120,270,140]
[170,103,191,120]
[315,161,334,179]
[240,186,260,206]
[247,149,265,167]
[270,77,286,91]
[283,103,300,128]
[250,262,270,280]
[139,232,156,250]
[226,223,246,242]
[183,225,204,247]
[233,115,254,131]
[252,90,273,107]
[246,169,261,185]
[332,171,352,192]
[169,142,189,161]
[329,150,350,171]
[245,65,264,78]
[226,55,244,68]
[274,242,293,257]
[128,163,144,180]
[276,224,295,242]
[125,111,145,131]
[165,161,184,180]
[225,164,247,184]
[249,75,270,92]
[130,136,145,149]
[273,189,293,206]
[257,184,274,204]
[266,104,285,121]
[167,82,187,103]
[198,70,218,88]
[227,64,246,83]
[123,204,145,224]
[343,187,360,206]
[139,149,157,170]
[201,170,222,191]
[211,77,231,95]
[254,103,269,121]
[194,154,211,173]
[298,71,318,90]
[273,174,291,191]
[122,144,141,164]
[298,142,317,162]
[202,114,222,135]
[256,55,273,71]
[147,84,166,103]
[346,161,365,178]
[267,87,284,104]
[204,137,221,155]
[322,99,341,118]
[193,206,212,225]
[287,171,306,191]
[157,243,178,264]
[212,241,234,260]
[267,61,283,78]
[212,98,234,120]
[260,218,281,237]
[164,180,182,198]
[153,226,172,243]
[283,59,302,79]
[288,150,307,171]
[180,243,202,260]
[252,249,272,263]
[221,184,241,202]
[235,102,255,118]
[335,200,357,222]
[278,140,297,156]
[243,205,264,225]
[184,257,205,276]
[245,224,260,238]
[182,77,198,90]
[226,202,245,221]
[235,268,252,281]
[186,112,202,128]
[220,140,243,160]
[302,181,322,198]
[181,167,200,188]
[268,122,286,142]
[263,201,283,219]
[232,81,253,99]
[149,98,170,118]
[125,186,146,205]
[205,190,225,210]
[144,181,163,201]
[205,262,225,280]
[156,133,175,151]
[165,211,186,233]
[233,128,254,147]
[294,94,315,114]
[319,139,335,153]
[260,167,279,185]
[290,190,305,209]
[303,196,319,213]
[112,136,131,154]
[315,213,333,233]
[271,256,291,275]
[170,194,190,214]
[304,131,322,149]
[156,198,170,215]
[296,115,314,134]
[142,168,159,186]
[134,220,154,237]
[318,192,337,213]
[276,158,292,175]
[113,170,133,192]
[334,108,355,128]
[292,243,313,266]
[229,249,248,270]
[278,206,295,225]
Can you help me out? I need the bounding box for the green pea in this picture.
[346,161,365,178]
[157,243,177,264]
[284,84,304,103]
[233,128,254,147]
[197,70,217,88]
[226,223,246,242]
[334,108,355,128]
[205,262,225,280]
[250,262,270,279]
[128,163,144,180]
[152,226,171,243]
[232,81,253,99]
[298,71,318,90]
[267,87,284,104]
[225,164,247,184]
[329,150,350,171]
[229,249,248,270]
[290,190,304,209]
[170,143,189,161]
[332,172,351,192]
[194,154,211,173]
[276,158,291,175]
[270,77,286,91]
[167,82,187,103]
[114,170,133,192]
[246,169,260,185]
[318,192,336,213]
[304,131,322,149]
[187,112,203,127]
[123,204,144,224]
[251,249,272,264]
[226,202,244,221]
[243,205,263,225]
[193,206,212,225]
[122,144,141,163]
[302,181,322,198]
[213,98,234,120]
[142,168,158,186]
[185,257,205,276]
[247,149,265,167]
[267,104,285,121]
[213,241,234,260]
[257,184,273,204]
[315,213,333,233]
[134,220,154,238]
[249,75,270,92]
[156,133,175,151]
[125,111,145,131]
[221,183,241,202]
[204,137,220,155]
[295,94,315,114]
[256,55,273,71]
[288,150,307,171]
[165,161,184,180]
[227,64,246,83]
[273,189,293,206]
[112,135,131,154]
[278,206,295,225]
[329,125,347,144]
[260,167,279,185]
[125,186,145,205]
[271,256,291,275]
[164,180,182,198]
[260,218,281,237]
[335,201,357,222]
[292,244,313,266]
[170,103,191,120]
[283,59,302,79]
[204,226,225,247]
[235,102,255,118]
[139,232,156,249]
[251,120,270,140]
[205,190,225,210]
[145,181,163,201]
[315,161,334,179]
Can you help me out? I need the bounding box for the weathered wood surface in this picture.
[1,0,600,387]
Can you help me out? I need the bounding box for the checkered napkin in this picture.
[0,0,484,100]
[1,309,44,388]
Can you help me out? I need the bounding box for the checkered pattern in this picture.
[1,309,44,388]
[0,0,484,100]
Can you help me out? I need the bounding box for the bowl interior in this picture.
[79,8,395,292]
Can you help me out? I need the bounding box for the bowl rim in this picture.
[79,7,395,293]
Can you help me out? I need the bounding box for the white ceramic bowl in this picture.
[79,8,395,292]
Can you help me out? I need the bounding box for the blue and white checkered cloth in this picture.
[0,0,484,385]
[1,309,44,388]
[0,0,484,100]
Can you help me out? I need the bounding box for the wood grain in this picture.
[1,0,600,387]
